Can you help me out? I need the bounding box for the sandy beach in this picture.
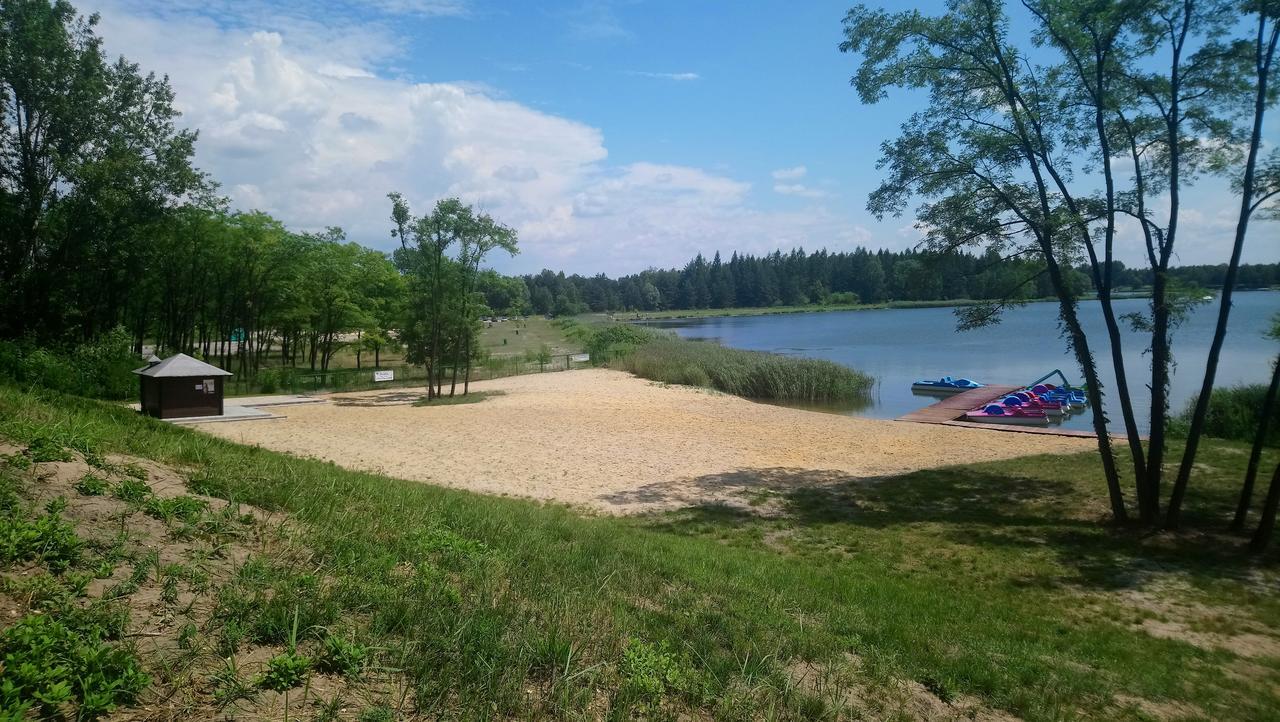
[202,369,1094,514]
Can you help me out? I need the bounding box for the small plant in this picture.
[76,473,110,496]
[112,478,153,503]
[25,436,72,463]
[0,506,83,572]
[358,706,395,722]
[143,495,208,524]
[211,657,258,709]
[259,650,312,692]
[258,607,311,695]
[0,452,32,470]
[618,638,704,711]
[317,634,370,678]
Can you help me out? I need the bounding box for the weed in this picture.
[112,477,152,503]
[358,705,395,722]
[25,436,72,463]
[144,494,208,524]
[75,473,110,496]
[618,638,705,711]
[0,452,32,470]
[259,650,312,692]
[318,634,370,678]
[0,613,148,719]
[211,657,257,709]
[0,504,82,572]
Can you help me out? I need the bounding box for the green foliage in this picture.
[143,495,209,524]
[618,638,705,711]
[1172,383,1280,447]
[25,436,72,463]
[75,474,109,496]
[0,499,82,573]
[112,478,153,503]
[0,613,149,719]
[317,635,370,678]
[0,329,138,401]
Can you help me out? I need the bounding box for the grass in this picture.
[1,383,1278,718]
[478,316,581,358]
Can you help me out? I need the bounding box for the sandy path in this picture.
[202,369,1094,514]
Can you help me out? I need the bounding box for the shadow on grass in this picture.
[627,460,1275,592]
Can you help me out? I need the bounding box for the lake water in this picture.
[644,290,1280,433]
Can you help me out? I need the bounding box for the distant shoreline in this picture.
[609,287,1278,323]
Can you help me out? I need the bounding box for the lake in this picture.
[644,290,1280,433]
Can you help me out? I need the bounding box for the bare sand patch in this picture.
[201,369,1093,514]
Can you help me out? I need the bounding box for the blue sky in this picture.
[83,0,1275,275]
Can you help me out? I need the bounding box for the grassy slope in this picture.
[2,383,1278,719]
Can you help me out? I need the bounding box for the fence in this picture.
[225,354,590,397]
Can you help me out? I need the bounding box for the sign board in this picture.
[373,370,394,382]
[570,353,590,363]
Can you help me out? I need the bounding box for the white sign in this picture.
[570,353,590,363]
[373,370,394,382]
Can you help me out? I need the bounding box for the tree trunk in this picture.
[1249,462,1280,552]
[1234,354,1280,531]
[1168,17,1278,528]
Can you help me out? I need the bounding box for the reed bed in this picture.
[567,322,874,404]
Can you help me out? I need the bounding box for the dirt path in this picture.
[200,369,1094,514]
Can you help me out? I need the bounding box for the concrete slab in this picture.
[165,405,284,425]
[226,394,326,408]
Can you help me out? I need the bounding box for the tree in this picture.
[1169,1,1280,526]
[1,0,205,342]
[1235,313,1280,534]
[841,0,1130,520]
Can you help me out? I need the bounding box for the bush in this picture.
[0,328,137,400]
[1172,382,1279,447]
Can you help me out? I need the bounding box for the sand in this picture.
[201,369,1094,514]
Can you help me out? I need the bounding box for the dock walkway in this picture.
[896,385,1104,439]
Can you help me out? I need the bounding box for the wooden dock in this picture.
[896,385,1104,439]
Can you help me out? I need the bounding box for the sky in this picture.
[81,0,1278,276]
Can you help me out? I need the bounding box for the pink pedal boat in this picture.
[963,404,1050,426]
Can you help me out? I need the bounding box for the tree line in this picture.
[511,248,1280,317]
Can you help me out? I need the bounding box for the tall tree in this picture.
[1168,0,1279,526]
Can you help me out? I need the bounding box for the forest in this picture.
[513,249,1280,316]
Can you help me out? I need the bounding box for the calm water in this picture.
[645,290,1280,433]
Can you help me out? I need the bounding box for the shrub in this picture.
[0,327,137,401]
[1171,383,1280,447]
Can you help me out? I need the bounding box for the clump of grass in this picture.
[1170,383,1279,446]
[411,390,505,407]
[112,478,153,503]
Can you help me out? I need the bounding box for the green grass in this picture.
[1,383,1278,719]
[479,316,581,359]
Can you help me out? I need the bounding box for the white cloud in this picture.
[773,183,829,199]
[79,0,879,274]
[628,71,701,81]
[771,166,807,180]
